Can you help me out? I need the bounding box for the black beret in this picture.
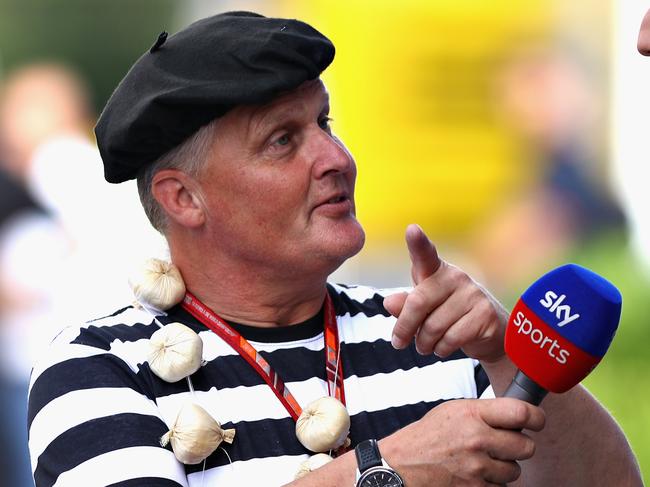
[94,11,335,183]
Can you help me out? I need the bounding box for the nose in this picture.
[309,128,355,179]
[639,9,650,56]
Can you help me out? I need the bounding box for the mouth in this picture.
[313,192,353,215]
[326,195,347,204]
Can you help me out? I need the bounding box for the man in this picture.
[28,11,641,487]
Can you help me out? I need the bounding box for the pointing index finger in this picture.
[406,224,441,284]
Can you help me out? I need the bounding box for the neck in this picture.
[170,245,330,328]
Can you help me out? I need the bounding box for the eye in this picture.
[318,116,333,131]
[273,133,290,146]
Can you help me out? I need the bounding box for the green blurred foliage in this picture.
[0,0,176,114]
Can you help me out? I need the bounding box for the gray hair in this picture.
[137,118,219,233]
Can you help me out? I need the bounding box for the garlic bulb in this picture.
[129,258,186,311]
[294,453,333,479]
[160,402,236,465]
[296,396,350,453]
[148,322,203,382]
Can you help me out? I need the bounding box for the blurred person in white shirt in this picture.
[0,63,167,486]
[0,63,167,376]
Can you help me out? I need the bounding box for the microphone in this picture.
[503,264,622,405]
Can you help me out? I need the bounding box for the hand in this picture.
[379,398,545,487]
[384,224,509,361]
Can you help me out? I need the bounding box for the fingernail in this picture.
[391,335,405,350]
[432,346,445,359]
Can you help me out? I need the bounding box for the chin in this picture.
[324,220,366,263]
[348,224,366,256]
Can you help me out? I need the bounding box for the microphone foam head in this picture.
[504,264,622,393]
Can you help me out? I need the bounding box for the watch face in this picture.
[358,469,403,487]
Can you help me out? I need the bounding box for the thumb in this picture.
[383,292,408,317]
[406,224,441,284]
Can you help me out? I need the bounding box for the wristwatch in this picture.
[354,439,405,487]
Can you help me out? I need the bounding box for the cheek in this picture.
[202,160,311,236]
[238,176,309,230]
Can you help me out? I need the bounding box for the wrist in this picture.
[480,354,518,396]
[355,439,404,487]
[377,436,398,468]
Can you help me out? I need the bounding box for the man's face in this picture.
[195,79,365,277]
[639,8,650,56]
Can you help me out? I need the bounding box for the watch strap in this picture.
[355,439,383,472]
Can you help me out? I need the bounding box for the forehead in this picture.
[255,78,328,114]
[222,79,329,134]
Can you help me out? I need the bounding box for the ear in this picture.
[151,169,206,228]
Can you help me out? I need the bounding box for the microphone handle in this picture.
[503,370,548,406]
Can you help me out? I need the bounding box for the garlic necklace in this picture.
[129,259,203,385]
[129,257,186,312]
[148,321,203,383]
[131,258,351,473]
[129,258,235,466]
[160,402,235,465]
[182,291,352,455]
[295,452,334,480]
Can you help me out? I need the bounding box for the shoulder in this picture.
[27,305,185,487]
[28,303,160,431]
[32,305,156,370]
[29,305,158,406]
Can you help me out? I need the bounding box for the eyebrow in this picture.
[246,88,330,143]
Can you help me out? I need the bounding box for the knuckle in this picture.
[469,293,496,320]
[474,297,494,317]
[465,435,486,453]
[422,313,443,333]
[466,457,486,478]
[457,398,475,416]
[509,399,530,424]
[409,287,428,305]
[473,402,488,420]
[447,266,466,286]
[418,318,439,339]
[442,328,462,349]
[442,326,462,346]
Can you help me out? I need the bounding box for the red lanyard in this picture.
[181,291,345,422]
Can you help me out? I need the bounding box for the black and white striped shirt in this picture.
[28,283,492,486]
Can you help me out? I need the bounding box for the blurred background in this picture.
[0,0,647,485]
